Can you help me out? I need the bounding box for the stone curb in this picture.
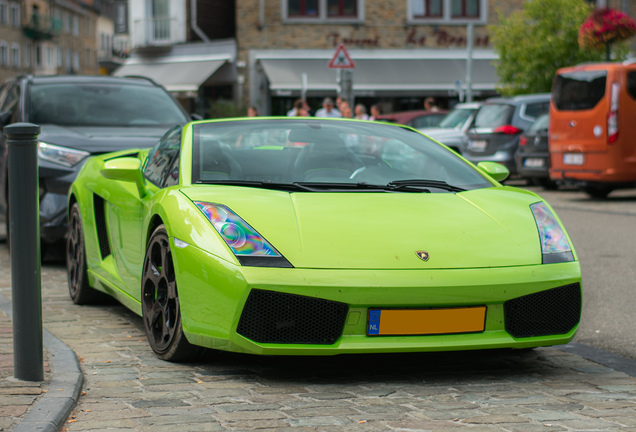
[0,292,84,432]
[556,341,636,378]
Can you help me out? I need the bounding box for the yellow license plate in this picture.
[367,306,487,336]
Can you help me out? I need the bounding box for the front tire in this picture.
[67,203,101,304]
[142,225,199,361]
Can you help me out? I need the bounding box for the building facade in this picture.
[114,0,237,116]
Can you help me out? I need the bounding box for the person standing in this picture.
[369,104,381,121]
[355,104,369,120]
[247,106,259,117]
[315,97,341,118]
[424,97,439,112]
[287,98,304,116]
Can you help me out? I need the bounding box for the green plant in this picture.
[207,100,247,119]
[489,0,629,96]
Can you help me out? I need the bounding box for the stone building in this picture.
[237,0,636,115]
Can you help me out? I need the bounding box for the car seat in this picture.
[201,140,243,180]
[293,136,364,182]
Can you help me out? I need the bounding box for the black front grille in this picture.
[236,290,348,344]
[93,194,111,259]
[504,283,581,338]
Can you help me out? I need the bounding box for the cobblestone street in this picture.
[1,242,636,431]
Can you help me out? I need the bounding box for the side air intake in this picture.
[93,194,111,259]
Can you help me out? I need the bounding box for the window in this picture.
[284,0,363,21]
[57,46,62,67]
[0,42,7,67]
[552,70,607,111]
[72,51,79,71]
[63,13,70,32]
[411,0,442,17]
[9,2,18,27]
[0,2,7,24]
[627,71,636,100]
[48,46,54,67]
[73,16,79,36]
[11,44,19,68]
[144,126,182,187]
[35,45,41,67]
[25,43,31,67]
[475,104,515,128]
[408,0,483,22]
[85,48,90,67]
[450,0,478,17]
[522,101,550,120]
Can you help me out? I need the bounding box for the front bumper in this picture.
[39,160,83,244]
[174,243,582,356]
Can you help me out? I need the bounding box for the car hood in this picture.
[38,125,173,154]
[181,186,546,270]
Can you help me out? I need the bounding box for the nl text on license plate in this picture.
[469,140,487,151]
[563,153,584,165]
[524,158,544,168]
[367,307,487,336]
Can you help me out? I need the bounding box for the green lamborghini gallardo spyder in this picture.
[66,118,582,361]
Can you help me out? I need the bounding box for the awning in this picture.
[257,50,498,94]
[114,56,228,92]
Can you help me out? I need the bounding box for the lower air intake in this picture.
[504,283,581,338]
[236,289,348,344]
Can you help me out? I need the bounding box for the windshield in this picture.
[528,114,549,133]
[437,108,476,129]
[192,119,492,192]
[552,70,607,111]
[474,104,515,128]
[29,83,188,126]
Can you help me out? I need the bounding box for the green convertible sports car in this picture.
[67,118,582,361]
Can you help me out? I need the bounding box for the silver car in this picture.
[418,102,481,154]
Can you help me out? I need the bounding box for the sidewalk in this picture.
[2,245,636,431]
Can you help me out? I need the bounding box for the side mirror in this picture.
[100,157,147,197]
[191,113,203,121]
[477,161,509,183]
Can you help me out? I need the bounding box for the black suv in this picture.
[0,75,191,255]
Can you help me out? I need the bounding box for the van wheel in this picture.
[583,186,613,199]
[537,178,558,190]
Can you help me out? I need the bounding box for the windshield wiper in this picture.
[387,179,466,192]
[294,182,430,193]
[196,180,314,192]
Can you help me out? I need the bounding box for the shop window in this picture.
[284,0,363,21]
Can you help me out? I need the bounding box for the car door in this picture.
[106,126,181,298]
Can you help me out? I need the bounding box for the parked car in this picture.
[464,94,551,176]
[380,110,448,128]
[418,102,481,154]
[514,114,557,189]
[549,61,636,198]
[0,75,191,255]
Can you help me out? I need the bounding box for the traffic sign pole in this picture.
[328,44,355,111]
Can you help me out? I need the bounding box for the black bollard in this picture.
[5,123,43,382]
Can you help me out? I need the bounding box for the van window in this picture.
[523,102,550,119]
[627,71,636,100]
[474,104,514,128]
[553,70,607,111]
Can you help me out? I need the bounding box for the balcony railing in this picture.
[23,13,62,40]
[133,17,180,48]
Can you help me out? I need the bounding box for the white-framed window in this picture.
[72,15,79,36]
[25,43,31,67]
[57,46,62,67]
[407,0,486,23]
[0,1,7,25]
[9,2,18,27]
[63,12,70,32]
[282,0,364,23]
[72,50,79,71]
[11,43,19,68]
[0,42,7,67]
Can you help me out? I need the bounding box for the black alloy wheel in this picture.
[142,225,199,361]
[67,203,101,304]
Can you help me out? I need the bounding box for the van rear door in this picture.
[551,69,608,153]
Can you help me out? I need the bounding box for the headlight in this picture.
[194,201,292,268]
[530,202,574,264]
[38,142,90,167]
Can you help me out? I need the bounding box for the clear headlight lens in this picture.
[194,201,281,257]
[530,202,573,263]
[38,142,90,167]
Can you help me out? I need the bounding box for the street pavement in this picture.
[1,186,636,431]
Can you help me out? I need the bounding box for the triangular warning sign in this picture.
[328,44,355,69]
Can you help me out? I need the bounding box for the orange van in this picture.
[549,61,636,198]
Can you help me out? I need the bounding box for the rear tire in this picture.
[142,225,200,362]
[67,203,102,304]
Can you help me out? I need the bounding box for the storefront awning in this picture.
[257,50,498,94]
[114,56,230,92]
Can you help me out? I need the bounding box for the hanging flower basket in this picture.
[579,8,636,53]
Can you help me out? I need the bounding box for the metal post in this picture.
[5,123,43,382]
[301,73,308,102]
[340,69,354,111]
[465,22,474,103]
